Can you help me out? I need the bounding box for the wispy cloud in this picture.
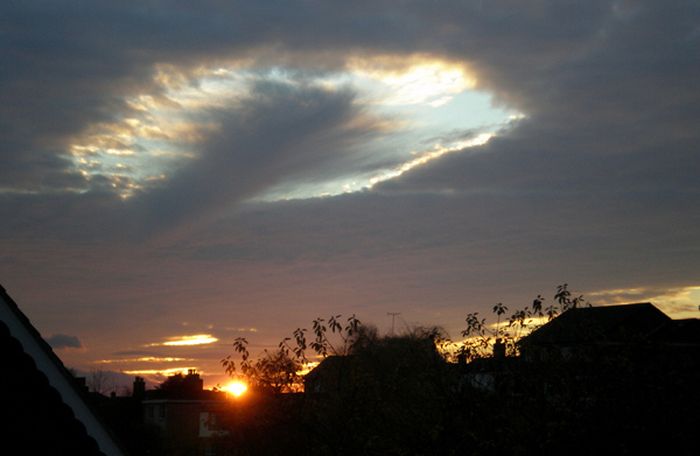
[146,334,219,347]
[224,327,258,333]
[95,356,191,364]
[589,286,700,319]
[123,367,201,376]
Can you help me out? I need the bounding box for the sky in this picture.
[2,0,699,389]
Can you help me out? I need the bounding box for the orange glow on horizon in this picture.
[222,380,248,398]
[297,361,320,377]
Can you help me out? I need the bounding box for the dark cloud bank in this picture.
[46,333,83,350]
[1,1,699,346]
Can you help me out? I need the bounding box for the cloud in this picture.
[46,334,83,350]
[111,350,160,357]
[95,356,191,364]
[146,334,219,347]
[224,327,259,333]
[1,0,699,384]
[589,286,700,319]
[0,1,611,197]
[129,78,379,236]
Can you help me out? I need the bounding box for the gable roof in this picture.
[0,284,125,455]
[520,303,671,346]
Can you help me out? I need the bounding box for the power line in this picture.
[387,312,401,335]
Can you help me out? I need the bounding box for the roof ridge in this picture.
[0,284,126,455]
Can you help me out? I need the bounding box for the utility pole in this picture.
[387,312,401,336]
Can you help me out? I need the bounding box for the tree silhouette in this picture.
[214,284,700,455]
[221,314,362,393]
[455,284,588,361]
[303,326,453,455]
[222,338,301,393]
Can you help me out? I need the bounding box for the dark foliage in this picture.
[213,287,698,455]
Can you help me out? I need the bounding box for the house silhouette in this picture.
[0,284,125,455]
[518,302,675,361]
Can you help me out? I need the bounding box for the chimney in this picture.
[133,376,146,400]
[74,376,89,393]
[493,338,506,359]
[457,352,467,365]
[185,369,203,393]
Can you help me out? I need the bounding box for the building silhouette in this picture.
[142,369,230,455]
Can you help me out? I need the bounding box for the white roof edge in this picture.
[0,291,125,456]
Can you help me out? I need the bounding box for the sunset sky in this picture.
[2,1,699,388]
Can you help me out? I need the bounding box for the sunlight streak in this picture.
[367,132,493,189]
[147,334,219,347]
[65,55,518,200]
[123,367,201,376]
[95,356,191,364]
[348,57,477,106]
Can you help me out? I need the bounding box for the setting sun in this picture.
[223,380,248,398]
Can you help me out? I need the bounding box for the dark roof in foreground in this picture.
[0,284,124,455]
[520,303,672,346]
